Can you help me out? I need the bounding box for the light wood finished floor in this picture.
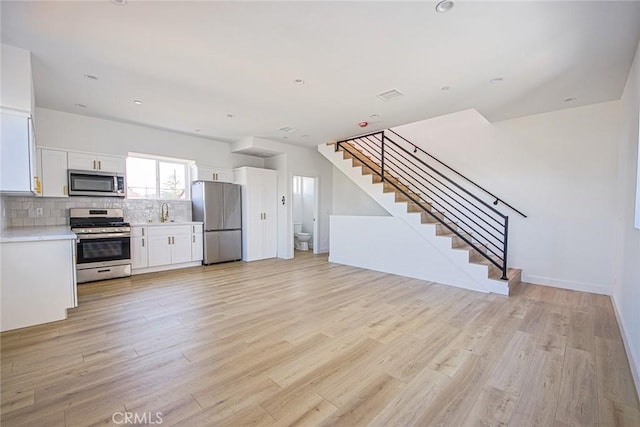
[1,252,638,426]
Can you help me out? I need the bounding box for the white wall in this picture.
[301,176,315,235]
[34,108,263,169]
[613,40,640,396]
[330,216,491,293]
[332,167,390,216]
[264,141,333,257]
[394,102,623,295]
[264,153,289,258]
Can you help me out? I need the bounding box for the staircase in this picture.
[319,130,523,296]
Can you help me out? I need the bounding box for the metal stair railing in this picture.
[335,130,526,280]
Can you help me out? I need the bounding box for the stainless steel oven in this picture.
[70,208,131,283]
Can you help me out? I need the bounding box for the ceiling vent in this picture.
[376,89,404,102]
[279,126,296,133]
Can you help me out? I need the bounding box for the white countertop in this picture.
[0,226,77,243]
[130,221,203,227]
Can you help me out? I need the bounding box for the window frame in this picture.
[126,152,194,201]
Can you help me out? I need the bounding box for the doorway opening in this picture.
[292,175,318,256]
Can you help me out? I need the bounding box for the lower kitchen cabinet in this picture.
[191,224,203,262]
[131,223,203,274]
[148,226,191,266]
[131,226,148,269]
[0,232,77,332]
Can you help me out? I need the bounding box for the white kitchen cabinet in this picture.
[38,148,69,197]
[171,231,192,264]
[68,151,126,174]
[191,165,234,183]
[191,224,203,262]
[147,228,173,267]
[1,44,34,114]
[0,45,37,196]
[131,223,203,274]
[0,110,36,195]
[131,226,148,269]
[147,225,193,267]
[234,167,278,261]
[1,232,77,332]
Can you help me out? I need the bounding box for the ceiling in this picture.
[2,1,639,148]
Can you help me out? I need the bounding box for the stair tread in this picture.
[488,267,522,281]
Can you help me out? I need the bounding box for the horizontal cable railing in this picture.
[336,130,517,280]
[387,129,527,218]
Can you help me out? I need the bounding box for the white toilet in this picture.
[294,223,312,251]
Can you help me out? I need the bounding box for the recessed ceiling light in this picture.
[283,136,289,139]
[370,114,380,118]
[441,86,451,91]
[293,79,305,85]
[109,0,127,5]
[195,129,201,132]
[227,114,234,118]
[490,78,504,84]
[435,0,454,13]
[279,126,296,133]
[564,97,577,102]
[84,74,98,81]
[133,100,143,105]
[74,103,87,108]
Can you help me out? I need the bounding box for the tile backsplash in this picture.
[1,195,192,227]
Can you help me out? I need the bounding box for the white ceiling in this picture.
[2,1,639,148]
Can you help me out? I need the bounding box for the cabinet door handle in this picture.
[93,160,96,170]
[98,160,102,170]
[168,236,171,245]
[263,212,266,220]
[142,238,145,247]
[142,228,145,236]
[34,177,41,194]
[172,236,175,244]
[212,172,215,180]
[192,235,195,243]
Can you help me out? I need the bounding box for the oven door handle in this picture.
[77,233,131,240]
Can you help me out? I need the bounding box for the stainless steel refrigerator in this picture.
[191,181,242,264]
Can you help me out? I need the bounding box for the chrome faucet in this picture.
[160,202,169,223]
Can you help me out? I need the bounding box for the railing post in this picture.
[501,216,509,280]
[381,131,385,179]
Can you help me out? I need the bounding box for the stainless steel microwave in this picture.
[68,169,126,197]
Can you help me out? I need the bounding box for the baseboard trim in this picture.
[132,261,202,275]
[611,294,640,398]
[523,274,611,295]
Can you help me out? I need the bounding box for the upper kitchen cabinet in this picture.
[1,110,36,194]
[191,165,234,183]
[38,148,69,197]
[67,151,126,174]
[0,44,37,195]
[1,44,35,114]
